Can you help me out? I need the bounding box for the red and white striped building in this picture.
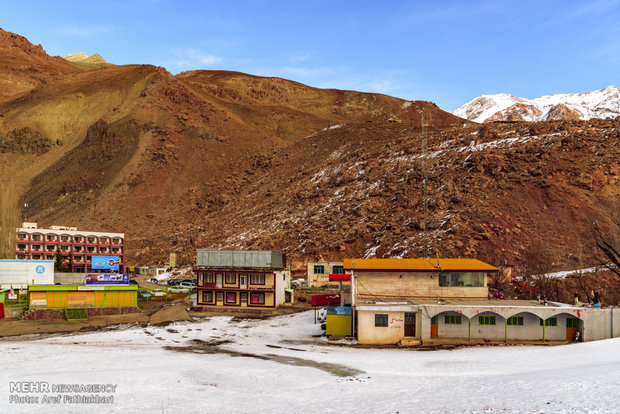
[15,222,125,273]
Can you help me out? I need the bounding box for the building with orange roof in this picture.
[338,257,619,346]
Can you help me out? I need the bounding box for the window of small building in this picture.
[507,316,524,326]
[225,273,236,284]
[439,272,485,287]
[479,316,496,325]
[226,292,236,304]
[540,317,557,327]
[566,318,579,329]
[314,265,325,274]
[18,233,27,239]
[250,293,265,304]
[250,274,265,285]
[375,314,389,327]
[202,273,214,283]
[202,291,213,303]
[445,315,462,325]
[332,265,344,274]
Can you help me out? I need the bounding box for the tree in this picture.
[0,180,19,259]
[592,207,620,277]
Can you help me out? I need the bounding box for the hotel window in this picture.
[32,234,41,241]
[202,291,213,303]
[540,317,557,327]
[439,272,485,287]
[225,273,236,284]
[375,314,389,327]
[46,235,55,241]
[250,274,265,285]
[507,316,524,326]
[226,292,236,304]
[479,316,496,325]
[445,315,462,325]
[314,265,325,274]
[202,273,214,283]
[18,233,27,240]
[566,318,579,329]
[250,293,265,305]
[332,265,344,274]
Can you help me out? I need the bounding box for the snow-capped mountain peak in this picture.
[454,86,620,123]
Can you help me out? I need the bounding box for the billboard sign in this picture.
[92,255,120,270]
[0,260,54,288]
[311,294,341,306]
[170,253,177,268]
[329,273,351,282]
[85,273,129,285]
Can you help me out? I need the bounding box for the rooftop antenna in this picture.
[422,113,429,259]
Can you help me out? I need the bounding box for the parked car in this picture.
[178,281,195,289]
[167,285,190,294]
[129,280,140,287]
[137,289,152,299]
[167,279,182,286]
[151,288,165,297]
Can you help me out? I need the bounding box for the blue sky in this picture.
[2,0,619,110]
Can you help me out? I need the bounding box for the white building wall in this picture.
[274,270,291,306]
[436,312,470,338]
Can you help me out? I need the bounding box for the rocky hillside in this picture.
[1,28,618,277]
[454,86,620,123]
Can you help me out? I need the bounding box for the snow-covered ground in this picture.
[1,311,619,413]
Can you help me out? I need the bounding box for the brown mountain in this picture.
[1,28,618,278]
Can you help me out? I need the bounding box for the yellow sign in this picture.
[170,253,177,268]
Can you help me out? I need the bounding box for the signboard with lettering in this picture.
[328,273,351,282]
[85,273,129,285]
[311,294,341,306]
[92,255,120,270]
[169,253,177,268]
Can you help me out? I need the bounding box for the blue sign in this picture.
[92,255,120,270]
[35,265,45,274]
[85,274,129,285]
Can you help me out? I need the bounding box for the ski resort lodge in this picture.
[345,258,620,345]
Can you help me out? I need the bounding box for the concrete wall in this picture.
[506,312,543,341]
[54,272,87,285]
[582,307,620,341]
[355,271,487,300]
[435,311,470,338]
[307,262,346,288]
[274,270,290,306]
[358,310,415,345]
[359,304,620,345]
[469,311,506,340]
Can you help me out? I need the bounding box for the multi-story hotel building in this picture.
[194,250,290,309]
[15,222,125,273]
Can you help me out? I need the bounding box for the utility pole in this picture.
[422,114,429,259]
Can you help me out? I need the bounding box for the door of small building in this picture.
[566,317,580,340]
[431,315,438,338]
[240,274,247,289]
[240,292,248,305]
[216,273,223,288]
[404,312,416,337]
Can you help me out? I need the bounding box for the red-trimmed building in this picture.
[15,222,125,273]
[194,250,290,309]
